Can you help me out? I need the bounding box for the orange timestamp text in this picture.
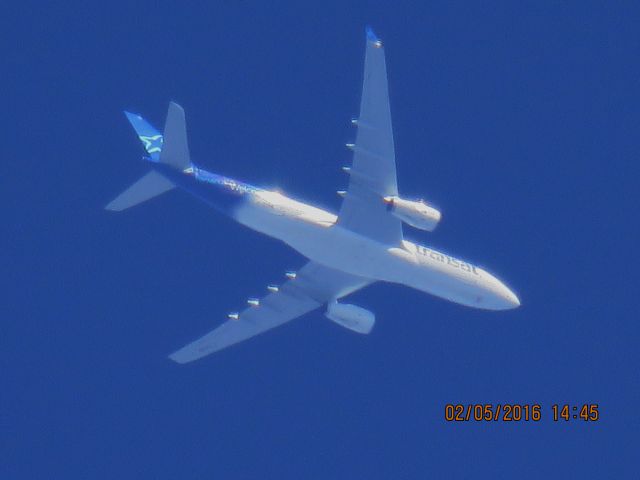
[444,404,600,422]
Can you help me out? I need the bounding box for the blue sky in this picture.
[3,1,639,478]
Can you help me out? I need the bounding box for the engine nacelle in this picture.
[383,196,441,231]
[325,302,375,334]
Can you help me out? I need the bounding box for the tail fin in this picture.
[124,111,164,160]
[106,102,191,211]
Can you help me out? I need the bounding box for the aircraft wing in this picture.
[169,262,372,363]
[337,27,403,246]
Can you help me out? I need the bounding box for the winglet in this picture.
[366,25,381,45]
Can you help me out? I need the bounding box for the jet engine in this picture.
[325,302,375,334]
[383,196,441,231]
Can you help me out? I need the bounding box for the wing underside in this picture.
[169,262,372,363]
[168,28,400,363]
[338,27,403,246]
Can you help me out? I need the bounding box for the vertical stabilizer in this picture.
[106,102,192,211]
[124,111,163,161]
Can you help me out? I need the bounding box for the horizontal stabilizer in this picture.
[105,170,174,211]
[159,102,190,169]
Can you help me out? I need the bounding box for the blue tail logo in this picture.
[139,134,163,154]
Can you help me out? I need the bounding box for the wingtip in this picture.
[366,25,379,42]
[168,352,188,364]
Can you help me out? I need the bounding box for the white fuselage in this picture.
[234,190,520,310]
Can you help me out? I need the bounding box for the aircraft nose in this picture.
[501,287,520,309]
[490,281,520,310]
[478,270,521,310]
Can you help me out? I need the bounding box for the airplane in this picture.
[106,27,520,363]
